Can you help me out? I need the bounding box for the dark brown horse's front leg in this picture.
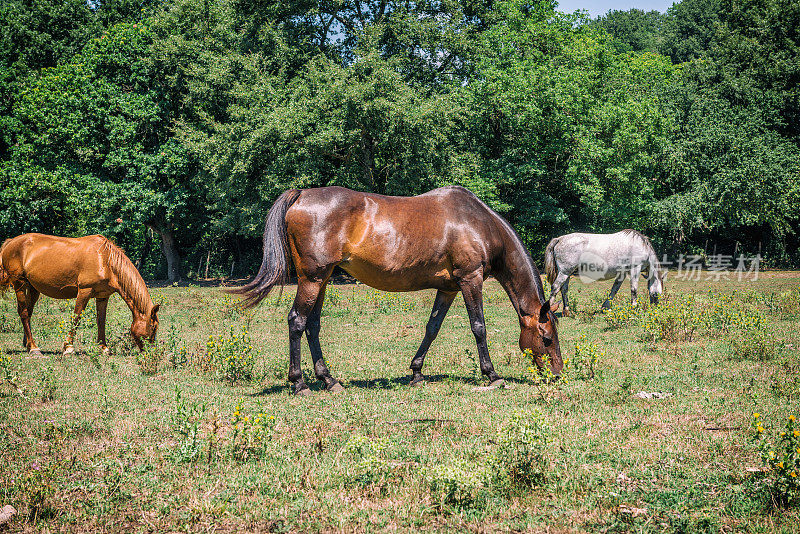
[410,289,457,386]
[14,282,41,356]
[459,277,503,386]
[305,283,343,392]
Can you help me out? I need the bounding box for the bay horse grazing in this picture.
[544,230,664,316]
[0,234,159,356]
[232,186,562,396]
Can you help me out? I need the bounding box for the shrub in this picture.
[639,294,700,343]
[170,387,207,463]
[603,302,641,329]
[759,289,800,319]
[492,410,551,494]
[751,412,800,507]
[135,341,164,375]
[37,365,58,402]
[572,334,603,379]
[343,434,405,489]
[731,328,785,361]
[703,292,764,334]
[230,400,277,461]
[206,325,255,383]
[426,458,490,508]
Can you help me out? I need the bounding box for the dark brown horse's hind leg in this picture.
[410,289,457,385]
[305,283,343,393]
[459,276,503,386]
[288,279,327,396]
[14,282,41,356]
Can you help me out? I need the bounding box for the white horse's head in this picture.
[648,268,664,304]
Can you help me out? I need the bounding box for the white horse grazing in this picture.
[544,230,664,316]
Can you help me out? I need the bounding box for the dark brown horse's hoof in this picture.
[327,382,345,393]
[410,376,426,387]
[488,379,506,388]
[295,387,313,397]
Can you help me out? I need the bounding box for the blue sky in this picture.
[557,0,676,18]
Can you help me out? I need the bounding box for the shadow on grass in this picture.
[250,373,541,395]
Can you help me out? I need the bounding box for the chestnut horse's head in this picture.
[519,301,563,378]
[131,304,160,349]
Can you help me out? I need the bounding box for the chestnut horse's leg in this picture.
[95,297,110,355]
[288,279,326,396]
[305,283,344,392]
[459,276,503,386]
[14,281,41,356]
[63,289,93,356]
[409,289,457,386]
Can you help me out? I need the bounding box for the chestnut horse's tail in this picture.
[231,189,303,308]
[544,237,559,285]
[0,239,11,297]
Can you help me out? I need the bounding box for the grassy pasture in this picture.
[1,273,799,532]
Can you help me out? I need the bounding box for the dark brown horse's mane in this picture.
[466,191,554,321]
[103,239,153,314]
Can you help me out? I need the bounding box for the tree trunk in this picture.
[148,224,182,283]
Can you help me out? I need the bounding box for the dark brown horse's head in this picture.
[519,301,563,378]
[131,304,160,349]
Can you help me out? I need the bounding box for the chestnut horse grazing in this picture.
[0,234,159,356]
[233,186,562,395]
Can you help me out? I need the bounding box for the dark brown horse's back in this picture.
[285,186,503,292]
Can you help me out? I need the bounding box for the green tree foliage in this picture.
[471,0,675,250]
[5,22,202,281]
[592,9,664,53]
[1,0,798,275]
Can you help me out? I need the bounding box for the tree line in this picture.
[1,0,798,282]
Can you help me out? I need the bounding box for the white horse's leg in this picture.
[630,265,642,306]
[549,271,571,311]
[602,274,625,309]
[559,277,571,317]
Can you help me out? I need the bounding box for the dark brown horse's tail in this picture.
[230,189,303,308]
[544,237,559,285]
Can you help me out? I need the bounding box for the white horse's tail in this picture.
[544,237,559,285]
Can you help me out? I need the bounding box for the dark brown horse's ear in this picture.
[539,301,551,322]
[151,304,160,317]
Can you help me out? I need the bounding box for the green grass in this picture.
[1,273,799,532]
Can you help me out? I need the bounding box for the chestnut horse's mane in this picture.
[103,240,153,314]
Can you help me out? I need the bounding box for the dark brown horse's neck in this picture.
[493,227,546,320]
